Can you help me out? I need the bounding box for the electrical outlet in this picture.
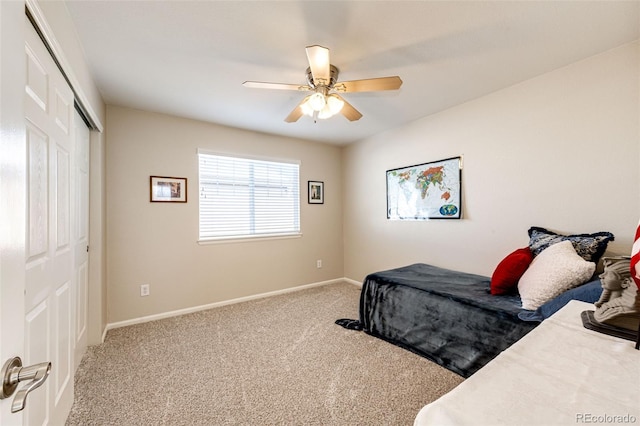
[140,284,150,297]
[316,259,322,269]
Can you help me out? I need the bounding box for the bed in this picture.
[356,228,615,378]
[414,300,640,425]
[359,263,538,378]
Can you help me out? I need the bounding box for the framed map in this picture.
[386,156,462,220]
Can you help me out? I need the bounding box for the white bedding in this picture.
[414,300,640,426]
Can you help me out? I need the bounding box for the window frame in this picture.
[197,149,302,244]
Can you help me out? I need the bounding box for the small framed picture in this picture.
[150,176,187,203]
[308,181,324,204]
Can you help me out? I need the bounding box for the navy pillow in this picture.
[518,279,602,322]
[528,226,614,263]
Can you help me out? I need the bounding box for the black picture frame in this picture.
[308,181,324,204]
[386,156,462,219]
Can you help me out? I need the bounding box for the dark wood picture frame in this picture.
[150,176,187,203]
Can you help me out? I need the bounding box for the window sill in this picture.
[198,232,302,245]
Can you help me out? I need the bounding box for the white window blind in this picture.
[199,152,300,240]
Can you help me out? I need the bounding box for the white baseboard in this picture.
[104,278,348,336]
[343,277,362,287]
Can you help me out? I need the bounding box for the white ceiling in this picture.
[65,1,639,145]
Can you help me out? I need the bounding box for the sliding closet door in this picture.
[72,109,90,372]
[24,15,75,425]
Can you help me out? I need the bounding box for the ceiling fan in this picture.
[243,45,403,123]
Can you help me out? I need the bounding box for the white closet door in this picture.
[23,15,75,425]
[72,109,90,372]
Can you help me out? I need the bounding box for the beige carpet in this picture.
[66,282,463,425]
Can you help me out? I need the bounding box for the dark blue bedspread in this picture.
[359,263,537,378]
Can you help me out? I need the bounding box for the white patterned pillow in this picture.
[518,240,596,310]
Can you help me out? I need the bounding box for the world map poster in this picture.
[386,156,462,220]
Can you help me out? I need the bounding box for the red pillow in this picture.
[490,247,534,295]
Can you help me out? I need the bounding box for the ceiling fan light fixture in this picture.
[317,95,345,120]
[317,104,333,120]
[299,96,314,116]
[326,94,344,115]
[307,92,326,111]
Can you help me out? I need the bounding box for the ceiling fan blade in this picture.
[305,45,330,86]
[335,95,363,121]
[243,81,311,91]
[334,76,403,93]
[284,96,311,123]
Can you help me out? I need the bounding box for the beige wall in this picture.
[106,107,343,323]
[343,41,640,282]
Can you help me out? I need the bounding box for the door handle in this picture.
[0,357,51,413]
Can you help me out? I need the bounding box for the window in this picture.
[198,151,300,241]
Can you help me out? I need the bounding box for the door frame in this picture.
[0,1,28,423]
